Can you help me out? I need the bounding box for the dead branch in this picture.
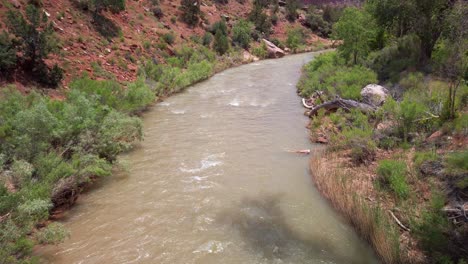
[388,210,411,232]
[307,98,376,117]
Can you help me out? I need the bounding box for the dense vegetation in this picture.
[300,0,467,263]
[0,78,154,263]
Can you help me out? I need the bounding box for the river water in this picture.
[37,53,378,264]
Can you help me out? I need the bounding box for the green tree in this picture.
[248,3,272,36]
[286,27,305,52]
[332,7,375,65]
[285,0,300,22]
[433,0,468,120]
[232,19,253,49]
[214,28,229,55]
[367,0,454,61]
[6,5,63,86]
[0,31,16,75]
[180,0,201,26]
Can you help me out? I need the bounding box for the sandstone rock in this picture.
[360,84,389,106]
[262,39,285,58]
[10,0,21,8]
[427,130,443,142]
[316,136,328,144]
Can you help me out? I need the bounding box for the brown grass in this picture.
[310,152,401,264]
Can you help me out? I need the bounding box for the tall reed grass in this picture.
[310,153,402,264]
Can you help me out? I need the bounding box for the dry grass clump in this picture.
[310,153,401,264]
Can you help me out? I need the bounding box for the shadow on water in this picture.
[218,194,371,264]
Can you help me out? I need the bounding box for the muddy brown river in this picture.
[36,53,378,264]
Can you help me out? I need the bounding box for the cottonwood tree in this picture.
[433,0,468,120]
[332,7,375,65]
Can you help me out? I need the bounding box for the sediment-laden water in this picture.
[36,53,378,264]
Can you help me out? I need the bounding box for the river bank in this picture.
[298,51,468,263]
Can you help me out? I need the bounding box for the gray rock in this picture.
[360,84,389,106]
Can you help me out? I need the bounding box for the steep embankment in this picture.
[0,0,330,89]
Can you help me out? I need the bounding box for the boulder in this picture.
[10,0,21,8]
[262,39,285,58]
[360,84,389,107]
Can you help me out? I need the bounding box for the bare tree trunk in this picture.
[306,98,376,117]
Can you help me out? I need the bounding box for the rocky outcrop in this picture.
[360,84,389,107]
[262,39,285,58]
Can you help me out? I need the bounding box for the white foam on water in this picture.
[192,240,228,254]
[229,98,240,107]
[181,175,209,183]
[179,153,225,173]
[158,102,171,106]
[171,109,186,115]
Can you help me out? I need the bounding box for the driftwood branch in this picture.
[388,210,411,232]
[307,98,376,117]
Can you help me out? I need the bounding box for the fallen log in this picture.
[307,98,376,117]
[388,210,411,232]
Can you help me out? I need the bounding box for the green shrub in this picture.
[35,223,70,245]
[180,0,200,26]
[377,159,409,199]
[162,32,175,45]
[445,151,468,174]
[305,11,331,37]
[398,98,427,142]
[10,160,34,188]
[298,53,378,100]
[414,150,438,168]
[415,193,450,257]
[367,35,421,81]
[286,26,306,52]
[202,32,213,47]
[214,28,229,55]
[232,19,253,49]
[251,43,268,59]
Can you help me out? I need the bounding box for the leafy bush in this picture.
[152,6,163,18]
[286,26,306,51]
[35,223,70,245]
[415,193,450,258]
[445,151,468,174]
[232,19,253,49]
[367,35,421,81]
[305,11,331,37]
[162,32,175,45]
[377,159,409,199]
[298,52,377,100]
[202,32,213,47]
[251,43,268,59]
